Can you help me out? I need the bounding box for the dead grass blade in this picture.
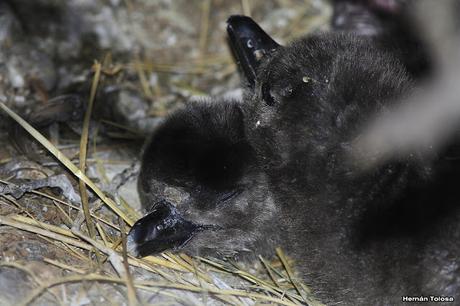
[0,101,136,226]
[78,61,102,251]
[277,247,325,306]
[18,273,303,306]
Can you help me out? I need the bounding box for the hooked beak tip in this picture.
[126,232,140,257]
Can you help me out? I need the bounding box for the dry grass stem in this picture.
[78,61,102,258]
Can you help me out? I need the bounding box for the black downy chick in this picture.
[128,100,277,258]
[128,2,460,304]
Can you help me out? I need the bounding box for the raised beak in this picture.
[127,200,200,257]
[227,15,280,88]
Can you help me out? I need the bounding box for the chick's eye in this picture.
[261,83,276,106]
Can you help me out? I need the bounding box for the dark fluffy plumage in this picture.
[128,2,460,304]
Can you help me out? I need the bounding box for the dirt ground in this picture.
[0,1,330,305]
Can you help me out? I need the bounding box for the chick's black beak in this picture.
[127,200,200,257]
[227,15,280,88]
